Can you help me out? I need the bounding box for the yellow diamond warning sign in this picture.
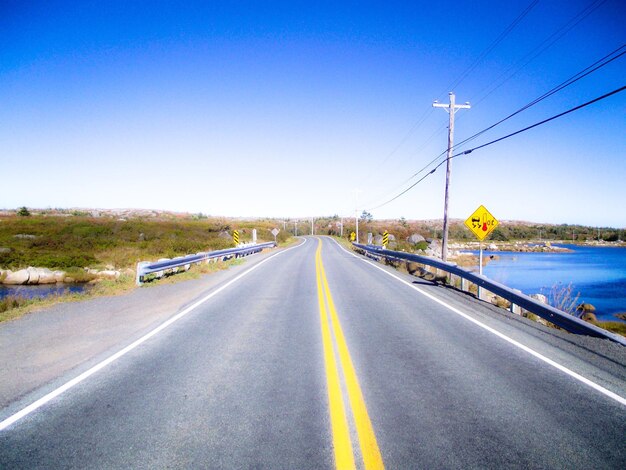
[465,205,499,241]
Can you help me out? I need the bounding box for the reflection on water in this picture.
[0,283,91,300]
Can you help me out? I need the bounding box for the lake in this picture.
[469,244,626,322]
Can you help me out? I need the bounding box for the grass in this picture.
[0,214,292,270]
[0,213,292,322]
[591,321,626,336]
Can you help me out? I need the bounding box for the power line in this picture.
[471,0,609,107]
[366,85,625,211]
[365,0,539,175]
[370,44,626,209]
[459,85,625,154]
[443,0,539,95]
[453,44,626,151]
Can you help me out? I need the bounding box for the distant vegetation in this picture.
[310,215,623,246]
[0,213,291,270]
[0,210,622,272]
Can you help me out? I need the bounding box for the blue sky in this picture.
[1,1,625,226]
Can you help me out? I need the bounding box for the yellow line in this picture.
[317,238,385,470]
[316,241,356,470]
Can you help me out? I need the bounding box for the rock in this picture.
[531,294,547,304]
[37,268,57,284]
[4,269,30,285]
[64,277,76,283]
[374,235,383,245]
[25,267,40,284]
[576,303,596,313]
[614,313,626,321]
[580,312,597,322]
[13,234,37,239]
[488,243,497,250]
[97,270,120,280]
[53,271,66,283]
[0,247,10,253]
[407,233,425,244]
[218,231,231,239]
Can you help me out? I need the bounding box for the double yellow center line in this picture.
[315,238,384,470]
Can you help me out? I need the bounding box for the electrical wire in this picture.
[471,0,608,107]
[366,0,539,174]
[370,44,626,209]
[366,85,626,211]
[442,0,539,95]
[453,44,626,151]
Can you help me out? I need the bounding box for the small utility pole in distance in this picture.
[354,189,361,244]
[433,92,470,262]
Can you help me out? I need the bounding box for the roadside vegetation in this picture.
[0,211,292,321]
[0,214,291,270]
[313,214,623,245]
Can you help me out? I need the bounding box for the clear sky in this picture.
[2,0,625,227]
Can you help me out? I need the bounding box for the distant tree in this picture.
[399,216,408,228]
[360,210,373,223]
[17,206,31,217]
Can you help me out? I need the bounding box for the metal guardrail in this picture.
[353,243,626,346]
[136,242,276,285]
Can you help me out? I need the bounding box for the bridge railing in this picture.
[353,243,625,346]
[136,242,276,285]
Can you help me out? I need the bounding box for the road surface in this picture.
[1,237,625,468]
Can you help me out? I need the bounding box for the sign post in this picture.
[464,205,499,300]
[271,228,280,244]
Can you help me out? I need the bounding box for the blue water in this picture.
[0,283,91,300]
[470,245,626,322]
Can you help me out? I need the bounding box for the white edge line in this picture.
[0,238,308,431]
[331,238,626,407]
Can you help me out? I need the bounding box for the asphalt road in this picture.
[1,236,625,469]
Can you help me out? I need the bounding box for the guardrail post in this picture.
[136,261,149,286]
[461,278,469,292]
[510,289,522,315]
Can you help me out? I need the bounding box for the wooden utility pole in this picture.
[433,92,470,262]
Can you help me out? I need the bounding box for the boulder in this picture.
[25,267,40,284]
[374,235,383,245]
[0,247,10,253]
[37,268,58,284]
[4,269,30,285]
[580,312,597,322]
[488,243,497,250]
[97,270,120,280]
[53,271,66,283]
[407,233,425,244]
[576,303,596,313]
[531,294,547,304]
